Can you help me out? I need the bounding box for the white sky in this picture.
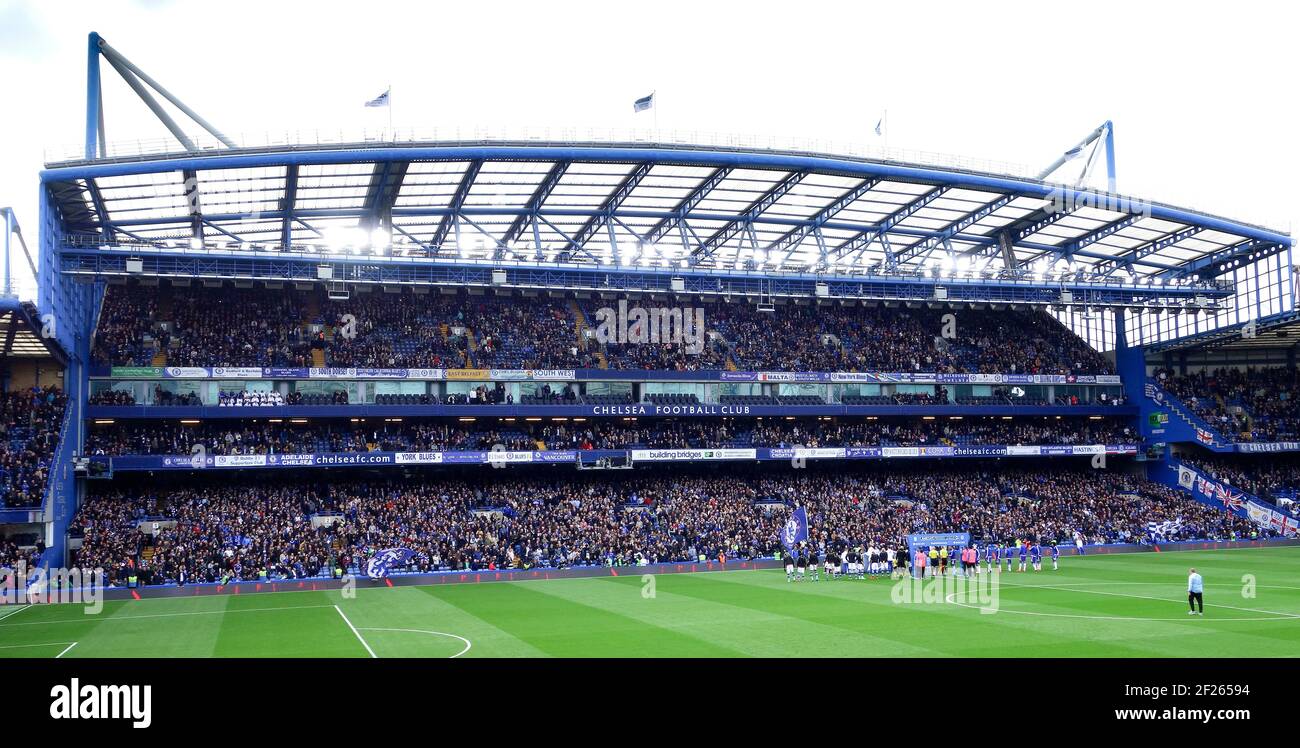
[0,0,1295,301]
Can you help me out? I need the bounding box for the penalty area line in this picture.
[334,605,377,659]
[0,605,30,622]
[0,641,75,652]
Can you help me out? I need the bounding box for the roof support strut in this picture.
[85,32,236,158]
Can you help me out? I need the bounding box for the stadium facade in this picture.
[6,33,1300,580]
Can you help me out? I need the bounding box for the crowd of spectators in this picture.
[1,386,67,508]
[90,286,158,366]
[713,304,1112,375]
[1158,366,1300,442]
[89,389,136,405]
[93,284,1114,375]
[82,416,1137,457]
[218,390,285,407]
[1,536,43,570]
[86,421,538,456]
[69,462,1268,586]
[1181,454,1300,507]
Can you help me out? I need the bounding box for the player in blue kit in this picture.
[985,542,998,574]
[1050,542,1060,571]
[1017,541,1028,572]
[1030,541,1043,572]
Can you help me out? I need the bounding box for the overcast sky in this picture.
[1,0,1295,301]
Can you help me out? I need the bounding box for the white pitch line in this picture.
[1003,581,1300,619]
[944,579,1300,621]
[0,605,30,622]
[0,603,335,628]
[358,627,472,658]
[55,642,78,659]
[334,605,377,659]
[0,641,74,651]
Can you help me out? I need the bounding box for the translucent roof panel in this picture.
[48,143,1285,282]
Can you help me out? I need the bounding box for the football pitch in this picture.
[3,547,1298,658]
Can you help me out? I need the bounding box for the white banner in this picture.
[394,452,444,464]
[1005,445,1042,456]
[214,454,268,468]
[881,447,920,458]
[630,448,756,462]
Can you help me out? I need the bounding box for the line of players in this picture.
[782,543,906,582]
[782,540,1063,582]
[922,540,1063,576]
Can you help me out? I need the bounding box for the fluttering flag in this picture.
[633,93,654,113]
[366,547,414,579]
[781,506,809,552]
[365,89,391,108]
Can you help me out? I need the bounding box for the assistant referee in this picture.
[1187,567,1204,616]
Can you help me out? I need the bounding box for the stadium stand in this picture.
[1158,366,1300,442]
[70,463,1268,585]
[92,284,1116,375]
[0,387,67,508]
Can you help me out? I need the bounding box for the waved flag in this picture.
[781,506,809,551]
[366,547,415,579]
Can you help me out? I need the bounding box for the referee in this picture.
[1187,567,1204,616]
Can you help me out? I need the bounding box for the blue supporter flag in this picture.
[633,93,654,112]
[364,89,390,108]
[366,547,415,579]
[781,506,809,551]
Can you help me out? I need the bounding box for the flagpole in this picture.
[388,84,393,138]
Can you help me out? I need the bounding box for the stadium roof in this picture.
[42,138,1290,287]
[0,298,68,364]
[1148,309,1300,354]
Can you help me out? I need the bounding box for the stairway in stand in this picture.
[149,286,175,366]
[465,329,478,367]
[567,299,607,368]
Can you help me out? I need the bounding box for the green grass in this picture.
[3,547,1299,658]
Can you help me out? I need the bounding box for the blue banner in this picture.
[94,365,1123,386]
[103,443,1139,473]
[907,532,971,548]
